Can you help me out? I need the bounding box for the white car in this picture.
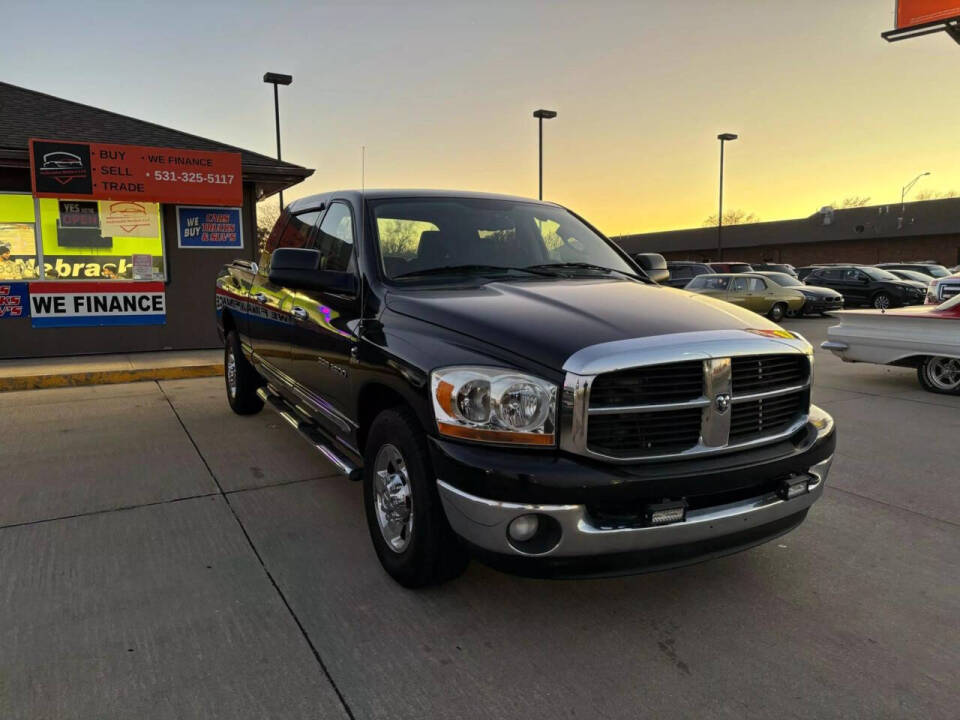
[822,294,960,395]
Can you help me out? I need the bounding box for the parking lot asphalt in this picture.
[1,316,957,719]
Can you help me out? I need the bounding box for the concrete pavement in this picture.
[0,317,957,719]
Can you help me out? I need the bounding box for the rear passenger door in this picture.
[728,276,749,307]
[248,208,323,376]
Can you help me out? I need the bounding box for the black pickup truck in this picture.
[215,190,835,587]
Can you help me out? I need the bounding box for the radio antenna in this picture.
[361,145,366,192]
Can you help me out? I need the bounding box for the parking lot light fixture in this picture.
[533,109,558,200]
[716,133,738,261]
[263,72,293,209]
[901,171,931,209]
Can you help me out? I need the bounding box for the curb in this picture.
[0,364,224,393]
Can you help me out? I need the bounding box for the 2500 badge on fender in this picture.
[215,190,836,587]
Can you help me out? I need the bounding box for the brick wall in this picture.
[660,234,960,267]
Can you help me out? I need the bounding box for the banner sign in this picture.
[29,139,243,206]
[177,206,243,249]
[0,282,29,318]
[896,0,960,28]
[29,281,166,328]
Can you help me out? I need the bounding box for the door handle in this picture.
[291,306,308,321]
[253,293,268,303]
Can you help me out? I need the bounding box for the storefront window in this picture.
[0,193,40,280]
[37,198,165,280]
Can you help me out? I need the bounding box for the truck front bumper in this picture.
[434,406,834,576]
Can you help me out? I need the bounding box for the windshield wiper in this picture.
[394,264,553,279]
[524,262,646,281]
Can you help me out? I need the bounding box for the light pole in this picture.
[716,133,738,261]
[263,72,293,209]
[533,109,557,200]
[901,171,930,210]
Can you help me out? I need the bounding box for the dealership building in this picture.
[615,198,960,269]
[0,81,312,359]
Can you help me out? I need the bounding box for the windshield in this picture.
[370,197,637,281]
[927,266,950,278]
[862,267,899,281]
[894,270,932,282]
[764,272,802,286]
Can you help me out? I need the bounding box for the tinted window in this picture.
[315,203,355,272]
[862,267,898,281]
[261,209,321,273]
[821,268,844,280]
[671,265,693,279]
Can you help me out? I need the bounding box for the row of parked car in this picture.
[630,255,960,321]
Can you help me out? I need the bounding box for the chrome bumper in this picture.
[438,455,832,559]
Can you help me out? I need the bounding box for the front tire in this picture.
[872,292,892,310]
[917,356,960,395]
[362,407,468,587]
[225,330,264,415]
[768,303,787,323]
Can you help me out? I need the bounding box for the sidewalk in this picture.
[0,349,223,392]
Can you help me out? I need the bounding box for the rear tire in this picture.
[917,356,960,395]
[225,330,264,415]
[768,303,787,323]
[362,407,468,587]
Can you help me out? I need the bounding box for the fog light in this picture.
[508,514,540,542]
[644,500,687,526]
[779,477,809,500]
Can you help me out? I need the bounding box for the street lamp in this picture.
[716,132,738,261]
[901,171,931,209]
[533,109,557,200]
[263,72,293,209]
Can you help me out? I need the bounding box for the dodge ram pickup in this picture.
[215,190,835,587]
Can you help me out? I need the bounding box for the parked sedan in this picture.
[755,271,843,316]
[804,265,926,309]
[876,262,952,279]
[823,294,960,395]
[886,268,934,286]
[684,272,804,322]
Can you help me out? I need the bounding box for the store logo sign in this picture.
[31,141,93,195]
[102,201,152,234]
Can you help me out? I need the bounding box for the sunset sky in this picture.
[4,1,959,235]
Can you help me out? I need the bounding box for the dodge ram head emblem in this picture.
[714,393,731,413]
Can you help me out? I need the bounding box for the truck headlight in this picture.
[431,366,557,445]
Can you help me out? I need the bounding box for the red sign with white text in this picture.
[896,0,960,28]
[29,139,242,206]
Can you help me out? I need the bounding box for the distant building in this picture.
[614,198,960,267]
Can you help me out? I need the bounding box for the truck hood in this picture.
[385,278,781,370]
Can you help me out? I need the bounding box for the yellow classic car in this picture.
[683,272,805,322]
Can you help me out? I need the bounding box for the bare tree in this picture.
[702,209,760,227]
[823,196,871,209]
[256,201,281,254]
[914,189,959,201]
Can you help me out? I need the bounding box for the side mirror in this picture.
[269,248,358,295]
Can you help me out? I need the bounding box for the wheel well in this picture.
[356,383,418,452]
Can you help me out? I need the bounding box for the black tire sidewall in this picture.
[917,356,960,395]
[872,292,892,309]
[362,408,465,587]
[225,330,264,414]
[769,303,786,322]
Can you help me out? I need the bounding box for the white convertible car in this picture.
[822,294,960,395]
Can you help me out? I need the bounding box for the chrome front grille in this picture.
[939,282,960,301]
[566,349,812,462]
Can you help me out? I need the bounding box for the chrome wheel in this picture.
[226,344,238,398]
[924,356,960,391]
[873,293,891,310]
[373,444,414,553]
